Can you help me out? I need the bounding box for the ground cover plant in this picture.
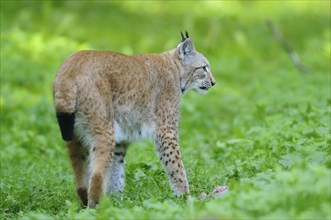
[1,1,330,219]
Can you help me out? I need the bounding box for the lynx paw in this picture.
[198,185,229,200]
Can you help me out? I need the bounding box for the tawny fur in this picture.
[53,35,215,208]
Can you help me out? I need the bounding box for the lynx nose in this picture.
[211,80,216,86]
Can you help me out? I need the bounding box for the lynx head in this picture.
[177,32,216,94]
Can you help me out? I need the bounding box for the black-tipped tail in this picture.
[56,112,75,141]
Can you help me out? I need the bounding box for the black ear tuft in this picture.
[180,31,185,42]
[180,31,190,42]
[185,31,189,38]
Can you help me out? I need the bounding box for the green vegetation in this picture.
[1,1,330,219]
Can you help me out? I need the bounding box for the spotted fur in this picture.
[53,33,215,208]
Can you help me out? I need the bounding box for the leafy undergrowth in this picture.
[1,1,330,219]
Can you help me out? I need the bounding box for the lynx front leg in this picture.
[106,142,128,194]
[155,126,189,196]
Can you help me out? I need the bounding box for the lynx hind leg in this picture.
[155,126,189,196]
[107,142,129,194]
[87,128,115,208]
[67,138,89,206]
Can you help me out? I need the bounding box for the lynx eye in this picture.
[202,66,208,72]
[195,65,208,72]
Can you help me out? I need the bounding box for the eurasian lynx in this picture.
[53,32,215,208]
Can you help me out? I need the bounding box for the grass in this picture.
[1,1,330,219]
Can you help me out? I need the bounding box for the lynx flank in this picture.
[53,32,216,208]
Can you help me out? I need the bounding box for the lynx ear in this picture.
[178,39,195,59]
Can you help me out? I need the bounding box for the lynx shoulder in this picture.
[53,32,216,208]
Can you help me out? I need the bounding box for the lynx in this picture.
[53,32,216,208]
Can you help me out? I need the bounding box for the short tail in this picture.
[56,112,75,141]
[53,77,77,141]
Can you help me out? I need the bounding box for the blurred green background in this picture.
[1,1,330,219]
